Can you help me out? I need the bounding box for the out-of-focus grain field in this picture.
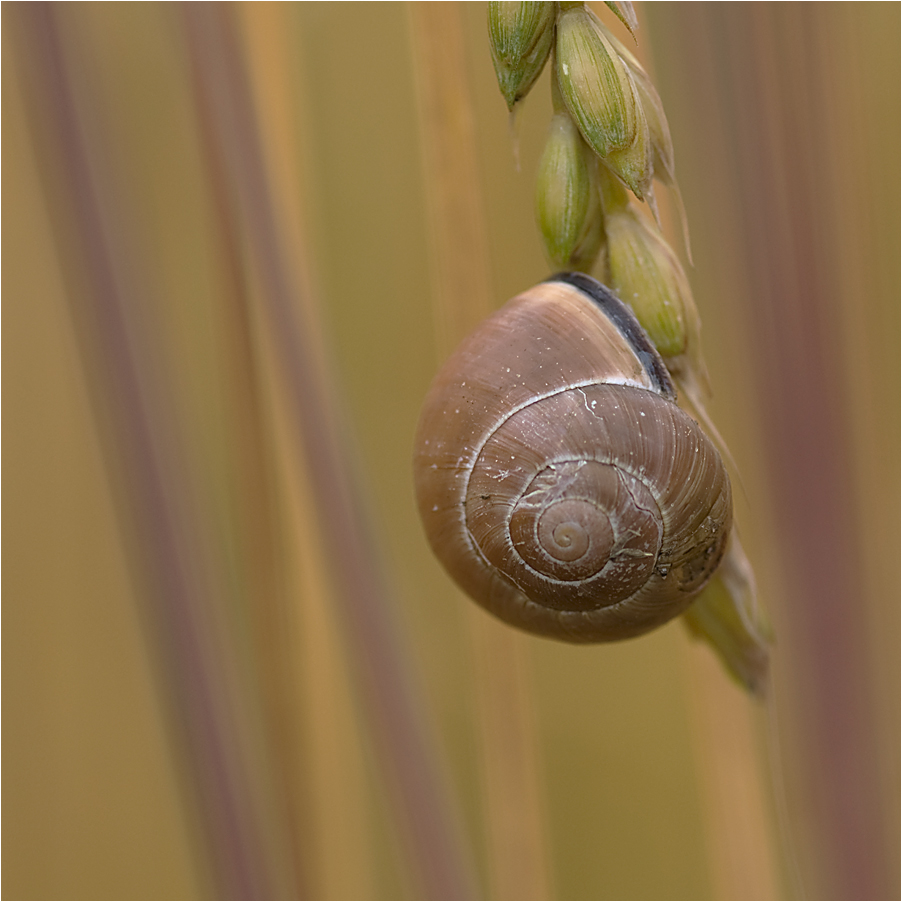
[4,4,898,899]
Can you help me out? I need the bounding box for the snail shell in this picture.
[413,273,731,641]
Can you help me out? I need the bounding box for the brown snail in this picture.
[413,273,732,642]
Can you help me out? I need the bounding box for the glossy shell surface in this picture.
[413,274,731,641]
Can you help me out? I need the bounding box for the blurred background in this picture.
[4,3,898,899]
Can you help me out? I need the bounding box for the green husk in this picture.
[488,1,556,109]
[600,171,696,359]
[555,6,642,158]
[535,112,595,268]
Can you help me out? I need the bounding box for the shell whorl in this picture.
[414,275,731,642]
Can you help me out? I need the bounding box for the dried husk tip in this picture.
[682,536,772,696]
[603,1,638,39]
[608,29,675,186]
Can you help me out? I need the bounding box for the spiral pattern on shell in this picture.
[413,274,732,642]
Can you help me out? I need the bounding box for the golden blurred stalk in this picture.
[184,5,476,897]
[410,4,552,898]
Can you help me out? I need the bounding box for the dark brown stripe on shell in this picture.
[547,272,676,400]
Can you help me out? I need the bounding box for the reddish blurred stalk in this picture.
[13,4,272,896]
[649,5,898,898]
